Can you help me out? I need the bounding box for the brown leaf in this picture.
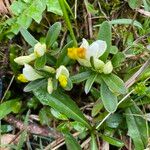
[0,0,12,15]
[0,134,19,150]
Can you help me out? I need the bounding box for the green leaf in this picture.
[128,0,142,9]
[101,80,118,113]
[106,113,122,128]
[84,0,98,15]
[143,0,150,11]
[64,78,73,91]
[0,99,20,119]
[51,108,68,120]
[112,52,125,68]
[17,14,32,29]
[125,105,147,150]
[56,41,73,67]
[91,100,103,117]
[34,54,47,69]
[24,79,47,92]
[10,1,26,15]
[64,132,82,150]
[71,71,91,83]
[101,73,127,94]
[34,89,91,129]
[98,21,112,62]
[110,46,118,54]
[46,0,63,15]
[101,135,124,147]
[90,134,98,150]
[39,107,52,125]
[20,28,38,46]
[84,73,97,94]
[1,125,13,133]
[46,22,62,48]
[27,0,46,23]
[71,121,86,132]
[109,19,143,28]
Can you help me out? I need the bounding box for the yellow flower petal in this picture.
[68,47,86,60]
[58,75,67,88]
[17,74,28,83]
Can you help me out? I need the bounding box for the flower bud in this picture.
[34,42,46,57]
[42,66,55,74]
[14,53,36,65]
[23,64,43,81]
[103,61,113,74]
[56,65,69,79]
[47,78,53,94]
[56,65,69,88]
[93,59,105,71]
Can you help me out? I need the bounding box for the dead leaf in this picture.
[0,134,19,150]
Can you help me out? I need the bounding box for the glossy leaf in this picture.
[128,0,142,9]
[71,121,86,132]
[34,89,91,129]
[0,99,20,119]
[101,135,124,147]
[106,113,122,128]
[27,0,46,23]
[90,134,98,150]
[39,107,52,125]
[34,54,47,69]
[101,80,118,113]
[64,132,82,150]
[46,22,62,48]
[110,19,142,28]
[51,108,68,120]
[71,71,91,83]
[112,52,125,68]
[1,125,13,133]
[91,100,103,117]
[98,21,112,62]
[101,73,127,94]
[110,46,118,54]
[46,0,63,16]
[56,41,73,67]
[125,104,147,150]
[24,79,47,92]
[20,28,38,47]
[85,73,97,94]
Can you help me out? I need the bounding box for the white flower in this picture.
[103,61,113,74]
[56,65,69,88]
[34,42,46,57]
[81,38,107,60]
[68,38,107,68]
[14,53,36,65]
[23,64,43,81]
[47,78,53,94]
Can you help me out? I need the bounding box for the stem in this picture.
[96,89,134,129]
[59,0,77,47]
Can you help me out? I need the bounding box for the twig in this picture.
[1,75,15,103]
[81,137,91,148]
[44,132,80,150]
[87,13,93,38]
[4,115,62,139]
[96,89,134,129]
[125,58,150,88]
[137,9,150,17]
